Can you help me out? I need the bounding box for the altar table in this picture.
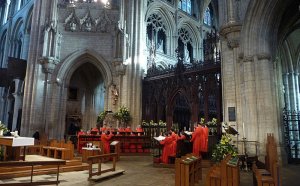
[0,136,34,161]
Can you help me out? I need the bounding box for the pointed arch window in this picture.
[146,14,167,68]
[178,0,192,15]
[204,6,212,26]
[178,28,193,63]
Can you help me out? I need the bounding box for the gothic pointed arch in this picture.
[54,49,113,88]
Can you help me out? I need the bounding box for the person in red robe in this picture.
[190,123,203,157]
[77,129,86,153]
[101,131,113,154]
[160,132,173,164]
[101,124,107,132]
[201,125,209,153]
[125,126,132,133]
[170,129,178,156]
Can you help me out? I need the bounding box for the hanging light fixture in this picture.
[67,0,110,8]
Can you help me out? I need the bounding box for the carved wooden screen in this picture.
[142,29,221,133]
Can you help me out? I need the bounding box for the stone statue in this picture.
[111,84,118,105]
[184,45,190,63]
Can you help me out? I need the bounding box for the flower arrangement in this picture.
[200,117,205,124]
[113,106,131,123]
[0,121,8,132]
[97,110,107,123]
[207,118,218,126]
[211,133,238,162]
[158,120,167,126]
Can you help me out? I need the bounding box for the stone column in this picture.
[294,73,300,111]
[288,72,297,111]
[11,79,22,131]
[227,0,235,23]
[16,0,21,12]
[2,0,10,25]
[283,73,291,110]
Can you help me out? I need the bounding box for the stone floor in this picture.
[0,156,299,185]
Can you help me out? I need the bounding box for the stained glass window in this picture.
[204,7,212,26]
[178,0,192,15]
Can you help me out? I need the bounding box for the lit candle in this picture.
[242,122,245,138]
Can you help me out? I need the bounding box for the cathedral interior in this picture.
[0,0,300,184]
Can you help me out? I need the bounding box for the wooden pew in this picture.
[0,160,66,185]
[87,153,124,181]
[175,154,202,186]
[205,154,240,186]
[253,133,281,186]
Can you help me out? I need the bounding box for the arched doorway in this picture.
[172,93,191,131]
[65,62,105,137]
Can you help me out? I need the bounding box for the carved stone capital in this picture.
[220,22,242,37]
[227,39,239,49]
[257,53,271,61]
[243,55,254,63]
[112,59,126,76]
[39,57,60,74]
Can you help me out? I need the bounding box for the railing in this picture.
[283,109,300,163]
[0,160,66,185]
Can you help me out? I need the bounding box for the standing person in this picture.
[190,123,203,157]
[101,131,113,154]
[160,132,173,164]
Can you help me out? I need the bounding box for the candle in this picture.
[242,122,245,138]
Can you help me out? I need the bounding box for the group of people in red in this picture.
[159,122,209,164]
[77,124,144,154]
[159,129,186,164]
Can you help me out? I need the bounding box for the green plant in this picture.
[211,133,238,163]
[0,121,8,132]
[97,110,107,123]
[113,106,131,123]
[207,118,218,126]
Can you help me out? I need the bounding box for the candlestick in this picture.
[242,122,245,139]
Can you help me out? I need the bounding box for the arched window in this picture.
[146,14,167,68]
[204,7,212,26]
[178,0,192,15]
[178,28,193,63]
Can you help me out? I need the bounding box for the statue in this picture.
[111,84,118,105]
[184,45,190,63]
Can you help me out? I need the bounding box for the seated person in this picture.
[101,124,107,132]
[118,127,125,132]
[77,129,85,136]
[91,127,99,135]
[125,126,132,133]
[136,125,143,132]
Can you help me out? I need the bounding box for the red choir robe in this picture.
[202,126,209,152]
[171,132,178,156]
[160,136,173,164]
[101,133,113,154]
[190,127,203,157]
[77,130,86,153]
[125,127,132,133]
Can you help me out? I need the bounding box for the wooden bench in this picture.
[252,133,281,186]
[175,154,202,186]
[205,154,240,186]
[42,140,74,160]
[87,153,124,181]
[0,160,66,185]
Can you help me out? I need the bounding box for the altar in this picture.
[0,136,34,161]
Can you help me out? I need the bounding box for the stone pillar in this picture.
[283,73,291,110]
[227,0,235,23]
[11,79,22,131]
[2,0,10,25]
[294,73,300,111]
[16,0,21,12]
[288,72,297,111]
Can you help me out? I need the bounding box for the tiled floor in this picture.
[0,156,299,185]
